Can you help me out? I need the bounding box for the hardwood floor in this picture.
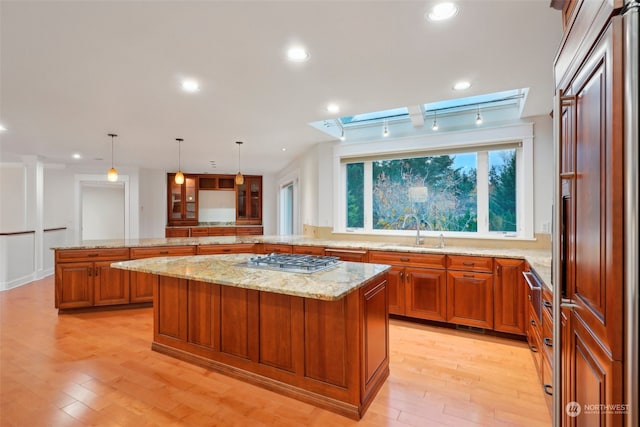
[0,277,551,426]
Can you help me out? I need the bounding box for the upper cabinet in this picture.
[166,173,263,226]
[236,175,262,225]
[167,173,198,226]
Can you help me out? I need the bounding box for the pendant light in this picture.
[107,133,118,182]
[431,111,439,131]
[174,138,185,185]
[475,106,483,125]
[235,141,244,185]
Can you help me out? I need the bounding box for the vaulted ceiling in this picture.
[0,1,561,175]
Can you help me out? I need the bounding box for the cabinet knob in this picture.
[463,261,474,267]
[400,257,410,262]
[543,384,553,396]
[544,337,553,347]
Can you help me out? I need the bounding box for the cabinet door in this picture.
[236,176,262,225]
[55,262,94,309]
[130,271,155,303]
[493,258,526,335]
[405,267,447,321]
[167,174,198,225]
[386,266,405,315]
[94,261,130,306]
[446,271,493,328]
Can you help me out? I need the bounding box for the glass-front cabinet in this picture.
[236,175,262,225]
[167,173,198,226]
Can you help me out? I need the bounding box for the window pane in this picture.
[372,154,477,232]
[489,149,517,232]
[346,163,364,228]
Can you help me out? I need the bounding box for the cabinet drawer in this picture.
[165,227,191,238]
[324,248,368,262]
[447,255,493,272]
[541,303,553,365]
[369,251,446,269]
[189,227,210,237]
[263,244,293,254]
[56,248,130,262]
[130,246,196,259]
[292,245,326,255]
[197,244,256,254]
[208,227,237,236]
[236,227,263,236]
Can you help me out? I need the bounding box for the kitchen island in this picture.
[111,253,390,419]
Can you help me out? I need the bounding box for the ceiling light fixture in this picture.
[340,128,346,141]
[383,120,389,137]
[235,141,244,185]
[175,138,185,185]
[431,111,439,131]
[72,153,81,159]
[287,47,310,62]
[327,103,340,114]
[0,124,6,131]
[107,133,118,182]
[475,106,483,125]
[453,81,471,91]
[427,2,458,21]
[181,79,200,93]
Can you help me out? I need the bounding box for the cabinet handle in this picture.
[544,337,553,347]
[529,344,538,353]
[88,267,92,277]
[543,300,552,309]
[543,384,553,396]
[399,272,404,279]
[87,253,99,258]
[223,249,231,252]
[530,319,537,326]
[463,261,474,266]
[95,267,99,276]
[497,265,502,276]
[463,273,475,278]
[400,257,410,262]
[159,251,169,255]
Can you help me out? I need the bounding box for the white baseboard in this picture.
[0,269,53,292]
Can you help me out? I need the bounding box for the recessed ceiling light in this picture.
[287,47,310,62]
[181,79,200,93]
[0,124,6,131]
[281,147,287,152]
[72,153,82,159]
[453,81,471,91]
[326,103,340,114]
[427,2,458,21]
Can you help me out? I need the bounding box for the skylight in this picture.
[340,107,409,126]
[424,89,525,115]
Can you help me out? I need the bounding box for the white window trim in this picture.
[333,122,535,240]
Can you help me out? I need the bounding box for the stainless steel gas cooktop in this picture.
[244,253,341,274]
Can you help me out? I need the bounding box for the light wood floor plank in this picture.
[1,277,551,426]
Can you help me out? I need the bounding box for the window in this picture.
[342,146,521,236]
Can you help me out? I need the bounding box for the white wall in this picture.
[139,168,166,238]
[261,173,277,235]
[81,183,125,240]
[0,164,27,232]
[531,114,554,233]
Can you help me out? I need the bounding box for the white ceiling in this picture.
[0,0,561,176]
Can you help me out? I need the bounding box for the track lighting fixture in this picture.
[431,111,439,131]
[107,133,118,182]
[475,106,483,125]
[383,120,389,137]
[175,138,185,185]
[235,141,244,185]
[340,128,346,141]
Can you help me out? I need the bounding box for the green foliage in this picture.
[346,163,364,228]
[489,150,517,232]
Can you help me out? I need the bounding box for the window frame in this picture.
[333,123,535,240]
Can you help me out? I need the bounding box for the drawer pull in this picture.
[463,273,475,278]
[463,261,475,266]
[543,384,553,396]
[530,319,537,326]
[543,300,552,309]
[87,253,99,257]
[529,344,538,353]
[544,337,553,347]
[159,251,169,255]
[223,249,231,252]
[88,267,93,277]
[400,257,410,262]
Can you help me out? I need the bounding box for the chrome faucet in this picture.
[402,214,424,245]
[437,233,445,249]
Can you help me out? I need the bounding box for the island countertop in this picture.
[111,253,390,301]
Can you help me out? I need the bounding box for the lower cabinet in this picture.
[324,248,368,262]
[55,248,130,309]
[405,267,447,321]
[493,258,526,335]
[446,270,494,329]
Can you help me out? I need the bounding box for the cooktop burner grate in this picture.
[245,253,341,274]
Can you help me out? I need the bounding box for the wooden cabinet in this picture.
[167,173,198,226]
[235,226,263,236]
[447,270,493,329]
[165,227,190,238]
[368,251,446,318]
[55,248,130,309]
[324,248,367,262]
[493,258,526,335]
[292,245,325,256]
[198,174,235,190]
[236,175,262,225]
[554,2,625,423]
[197,244,255,254]
[262,244,292,254]
[129,246,196,303]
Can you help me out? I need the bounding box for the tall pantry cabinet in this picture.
[552,0,633,425]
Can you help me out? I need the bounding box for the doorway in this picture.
[280,182,294,235]
[81,182,125,240]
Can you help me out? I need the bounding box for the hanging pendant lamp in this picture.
[235,141,244,185]
[175,138,185,184]
[107,133,118,182]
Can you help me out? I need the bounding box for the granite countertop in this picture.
[53,235,552,286]
[112,254,390,301]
